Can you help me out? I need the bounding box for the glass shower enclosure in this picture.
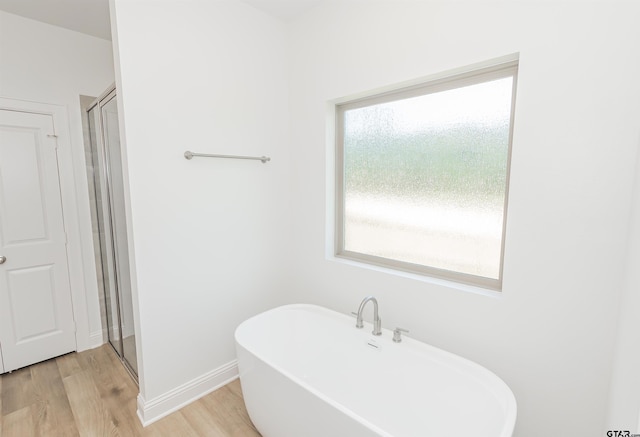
[86,87,138,379]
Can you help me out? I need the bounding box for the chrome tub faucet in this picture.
[355,296,382,336]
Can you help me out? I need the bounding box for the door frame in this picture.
[0,97,93,354]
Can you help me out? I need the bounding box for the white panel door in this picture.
[0,109,76,373]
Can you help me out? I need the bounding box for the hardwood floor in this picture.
[0,345,261,436]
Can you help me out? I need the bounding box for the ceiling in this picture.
[0,0,112,40]
[0,0,323,41]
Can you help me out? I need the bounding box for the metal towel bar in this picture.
[184,150,270,163]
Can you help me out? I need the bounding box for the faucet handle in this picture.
[351,312,364,329]
[393,327,409,343]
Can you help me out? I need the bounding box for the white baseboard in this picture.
[136,359,239,426]
[76,329,106,352]
[88,329,105,349]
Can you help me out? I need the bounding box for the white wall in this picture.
[109,0,640,431]
[0,11,115,350]
[286,2,640,436]
[110,0,291,412]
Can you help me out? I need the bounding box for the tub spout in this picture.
[356,296,382,336]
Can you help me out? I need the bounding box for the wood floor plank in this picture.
[56,353,83,379]
[31,397,79,437]
[200,384,261,436]
[31,359,65,397]
[31,359,79,437]
[1,367,33,416]
[109,395,146,436]
[97,372,144,436]
[2,345,261,437]
[226,379,244,398]
[2,406,33,437]
[78,347,133,399]
[142,411,200,437]
[62,370,117,437]
[180,399,229,437]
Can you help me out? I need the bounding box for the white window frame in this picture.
[334,59,518,290]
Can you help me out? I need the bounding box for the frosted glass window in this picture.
[336,62,517,290]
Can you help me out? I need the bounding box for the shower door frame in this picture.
[87,86,138,381]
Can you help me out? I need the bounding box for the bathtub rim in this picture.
[235,303,517,437]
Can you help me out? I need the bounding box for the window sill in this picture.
[328,254,504,299]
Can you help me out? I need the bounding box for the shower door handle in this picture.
[0,255,6,264]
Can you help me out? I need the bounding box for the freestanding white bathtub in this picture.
[235,304,516,437]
